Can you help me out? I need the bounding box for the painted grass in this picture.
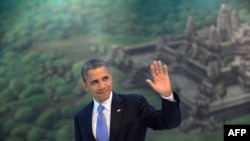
[30,34,155,62]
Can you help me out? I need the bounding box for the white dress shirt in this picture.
[161,91,175,102]
[92,92,113,139]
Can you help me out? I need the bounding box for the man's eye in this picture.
[103,76,109,81]
[91,80,98,85]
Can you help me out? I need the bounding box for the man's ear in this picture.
[82,81,88,91]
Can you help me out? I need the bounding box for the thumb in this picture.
[146,79,155,88]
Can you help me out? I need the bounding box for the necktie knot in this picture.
[98,104,105,113]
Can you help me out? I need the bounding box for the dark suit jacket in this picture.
[74,91,181,141]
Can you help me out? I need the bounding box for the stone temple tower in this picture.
[217,4,233,42]
[185,16,196,36]
[231,10,240,31]
[208,25,220,51]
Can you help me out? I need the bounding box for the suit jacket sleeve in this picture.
[74,115,82,141]
[136,91,181,130]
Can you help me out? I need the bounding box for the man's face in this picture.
[82,66,113,103]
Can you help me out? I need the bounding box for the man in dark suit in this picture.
[74,59,181,141]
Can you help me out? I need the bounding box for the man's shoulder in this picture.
[118,93,143,97]
[115,93,145,102]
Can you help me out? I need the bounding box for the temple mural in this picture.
[107,3,250,134]
[1,0,250,141]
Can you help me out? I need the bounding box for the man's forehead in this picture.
[86,66,109,74]
[85,67,110,79]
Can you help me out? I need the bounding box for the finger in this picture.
[163,64,168,74]
[146,79,155,88]
[157,60,163,74]
[150,64,156,76]
[154,60,160,75]
[152,61,158,75]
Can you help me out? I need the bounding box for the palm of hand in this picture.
[146,60,172,97]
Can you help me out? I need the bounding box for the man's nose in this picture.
[99,81,105,89]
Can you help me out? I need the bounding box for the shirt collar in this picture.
[93,91,113,113]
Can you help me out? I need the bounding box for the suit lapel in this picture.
[82,102,96,141]
[109,93,124,141]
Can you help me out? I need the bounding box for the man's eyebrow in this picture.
[91,79,98,83]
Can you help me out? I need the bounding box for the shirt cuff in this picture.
[161,92,176,102]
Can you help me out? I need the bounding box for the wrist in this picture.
[161,90,173,97]
[161,91,175,102]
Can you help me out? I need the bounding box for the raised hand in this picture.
[146,60,172,97]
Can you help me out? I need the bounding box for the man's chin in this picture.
[97,92,110,98]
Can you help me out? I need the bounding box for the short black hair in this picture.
[81,59,110,81]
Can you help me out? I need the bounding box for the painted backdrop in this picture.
[1,0,250,141]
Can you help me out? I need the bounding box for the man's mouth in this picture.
[97,90,108,95]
